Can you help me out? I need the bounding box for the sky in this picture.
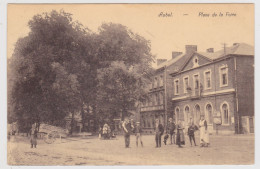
[7,4,254,64]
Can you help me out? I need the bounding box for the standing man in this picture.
[167,118,176,145]
[30,123,37,148]
[134,122,143,147]
[188,121,198,146]
[154,118,164,148]
[122,117,132,148]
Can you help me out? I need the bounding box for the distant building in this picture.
[140,47,194,133]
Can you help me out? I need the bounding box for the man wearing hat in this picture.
[154,118,164,148]
[122,117,133,148]
[134,122,143,147]
[166,118,176,145]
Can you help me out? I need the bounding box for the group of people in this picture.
[121,115,210,148]
[99,123,116,139]
[122,117,143,148]
[28,116,210,149]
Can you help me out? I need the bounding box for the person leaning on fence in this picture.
[154,119,164,148]
[122,117,133,148]
[134,122,143,147]
[30,123,37,148]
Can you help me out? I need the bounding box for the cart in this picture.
[39,123,68,144]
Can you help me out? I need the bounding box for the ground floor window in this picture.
[221,102,229,125]
[184,106,190,124]
[194,104,201,124]
[206,104,213,124]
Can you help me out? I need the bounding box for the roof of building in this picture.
[155,52,185,70]
[197,43,254,60]
[155,43,254,75]
[167,52,194,74]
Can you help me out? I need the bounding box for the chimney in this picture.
[172,51,183,60]
[157,59,167,66]
[185,45,197,54]
[206,48,214,53]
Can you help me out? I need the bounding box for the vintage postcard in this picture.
[7,3,254,165]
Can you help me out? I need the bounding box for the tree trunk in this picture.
[81,103,86,132]
[92,105,97,133]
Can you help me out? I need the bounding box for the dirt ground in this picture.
[7,133,254,165]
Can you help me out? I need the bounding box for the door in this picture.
[249,117,254,133]
[194,104,201,125]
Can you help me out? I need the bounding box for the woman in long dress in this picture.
[199,115,209,147]
[176,120,185,148]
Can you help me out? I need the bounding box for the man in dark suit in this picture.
[154,118,164,148]
[167,118,176,144]
[122,117,133,148]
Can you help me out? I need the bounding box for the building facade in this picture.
[170,43,254,134]
[140,47,194,133]
[140,43,254,134]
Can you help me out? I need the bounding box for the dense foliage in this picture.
[8,10,154,133]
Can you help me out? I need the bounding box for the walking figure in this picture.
[188,122,198,146]
[134,122,143,147]
[30,123,37,148]
[154,118,164,148]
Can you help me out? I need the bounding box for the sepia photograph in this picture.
[6,3,254,166]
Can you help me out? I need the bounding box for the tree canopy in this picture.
[8,10,154,133]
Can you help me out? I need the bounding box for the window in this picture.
[155,93,159,106]
[193,74,200,89]
[205,104,213,124]
[204,70,211,89]
[221,103,229,125]
[194,104,201,124]
[154,77,158,88]
[183,76,189,93]
[160,75,164,87]
[184,106,190,123]
[142,115,146,127]
[175,107,181,121]
[193,56,199,68]
[159,92,164,105]
[148,96,152,106]
[219,66,228,87]
[153,94,156,106]
[174,79,179,95]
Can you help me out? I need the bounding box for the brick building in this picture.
[170,43,254,134]
[140,43,254,134]
[140,47,194,133]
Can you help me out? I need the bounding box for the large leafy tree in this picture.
[8,10,154,133]
[95,23,154,121]
[8,10,87,132]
